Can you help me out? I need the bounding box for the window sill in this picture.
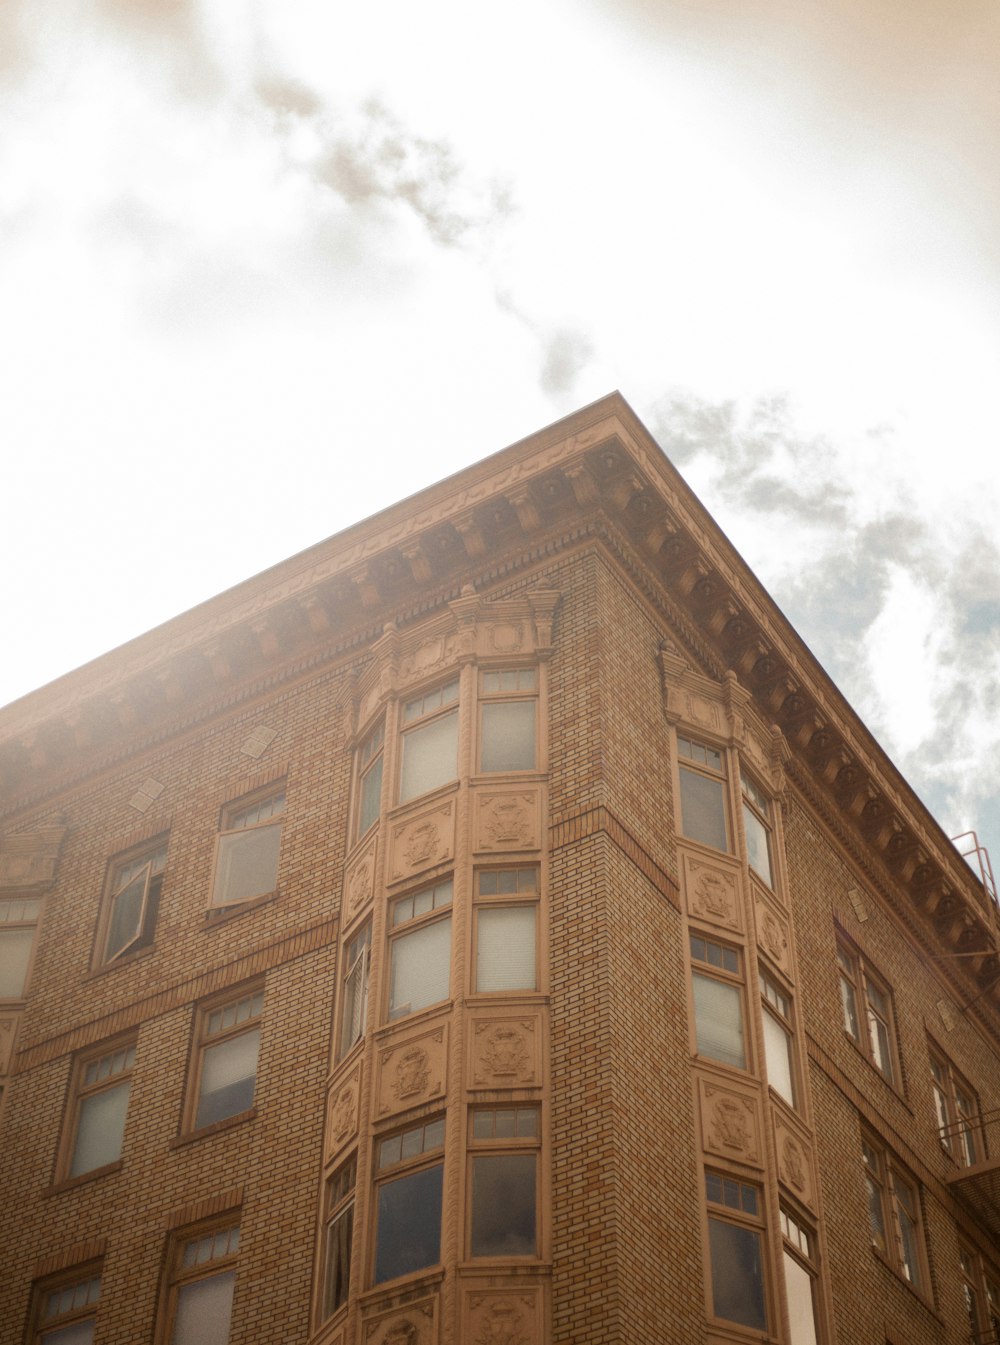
[204,893,277,927]
[171,1107,257,1148]
[362,1264,444,1303]
[45,1159,123,1197]
[376,999,452,1039]
[83,946,156,980]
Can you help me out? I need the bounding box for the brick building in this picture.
[1,392,998,1345]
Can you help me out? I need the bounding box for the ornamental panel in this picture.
[345,839,377,921]
[754,892,791,973]
[775,1115,816,1209]
[462,1284,545,1345]
[473,788,542,853]
[697,1077,763,1168]
[664,686,726,736]
[682,852,743,933]
[388,802,455,885]
[468,1011,542,1089]
[362,1296,438,1345]
[375,1023,448,1119]
[0,1013,19,1073]
[325,1062,362,1165]
[0,826,67,890]
[398,634,460,688]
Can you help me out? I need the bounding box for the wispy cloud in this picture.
[652,392,1000,858]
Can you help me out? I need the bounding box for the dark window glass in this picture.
[374,1164,443,1284]
[708,1217,767,1330]
[470,1153,537,1256]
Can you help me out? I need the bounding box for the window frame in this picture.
[929,1045,983,1168]
[30,1264,102,1345]
[159,1216,240,1345]
[321,1154,356,1321]
[861,1133,928,1294]
[780,1207,822,1345]
[704,1170,769,1333]
[354,721,385,841]
[0,893,43,1002]
[338,921,371,1060]
[740,767,775,888]
[836,936,899,1086]
[386,878,453,1022]
[689,930,748,1072]
[467,1104,541,1261]
[95,836,168,967]
[398,678,460,804]
[472,866,540,996]
[676,734,731,854]
[760,968,797,1108]
[59,1035,137,1184]
[371,1115,445,1286]
[185,985,264,1135]
[209,787,286,912]
[478,666,538,774]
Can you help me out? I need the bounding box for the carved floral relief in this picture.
[389,804,455,884]
[683,855,742,932]
[364,1299,437,1345]
[471,1016,539,1088]
[345,841,377,919]
[465,1289,540,1345]
[325,1063,361,1162]
[474,790,540,852]
[755,897,790,971]
[775,1120,814,1206]
[699,1081,762,1166]
[377,1026,447,1117]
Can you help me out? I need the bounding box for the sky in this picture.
[2,0,999,875]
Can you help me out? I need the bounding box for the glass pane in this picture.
[867,1011,894,1081]
[399,711,458,801]
[839,976,860,1040]
[42,1324,95,1345]
[324,1206,352,1317]
[783,1250,819,1345]
[0,926,34,998]
[477,907,536,992]
[743,803,773,885]
[679,767,728,850]
[389,917,452,1019]
[762,1011,795,1106]
[105,870,148,960]
[374,1164,443,1283]
[471,1154,537,1256]
[213,823,281,906]
[692,974,745,1069]
[865,1174,886,1251]
[358,756,383,835]
[171,1269,235,1345]
[708,1218,766,1331]
[481,701,536,772]
[70,1081,130,1176]
[195,1029,260,1128]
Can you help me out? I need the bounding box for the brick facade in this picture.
[1,394,997,1344]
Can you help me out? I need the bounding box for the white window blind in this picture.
[477,907,536,991]
[390,917,452,1019]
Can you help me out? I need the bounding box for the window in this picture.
[480,668,537,772]
[474,867,538,994]
[373,1116,444,1284]
[862,1136,926,1290]
[690,932,746,1070]
[63,1038,136,1180]
[741,769,774,887]
[469,1106,539,1258]
[959,1243,995,1345]
[31,1267,101,1344]
[0,895,41,999]
[781,1209,820,1345]
[99,838,167,964]
[677,735,730,851]
[163,1220,240,1345]
[837,938,897,1084]
[705,1172,767,1331]
[761,970,796,1107]
[388,879,452,1021]
[399,679,459,803]
[355,722,384,839]
[338,923,371,1059]
[210,790,285,909]
[322,1156,355,1319]
[929,1048,982,1167]
[188,987,263,1131]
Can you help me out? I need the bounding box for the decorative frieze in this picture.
[376,1024,447,1118]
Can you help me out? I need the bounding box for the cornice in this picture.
[2,393,996,1010]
